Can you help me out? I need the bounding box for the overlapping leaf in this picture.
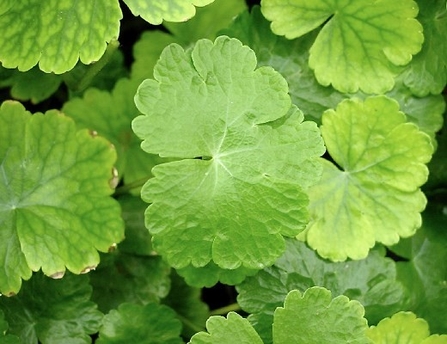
[0,101,124,295]
[222,7,445,144]
[189,312,263,344]
[0,0,122,73]
[261,0,424,93]
[97,302,183,344]
[273,288,370,344]
[0,310,20,344]
[367,312,447,343]
[237,239,405,342]
[0,272,102,343]
[131,0,247,82]
[391,203,447,334]
[123,0,214,25]
[132,36,325,277]
[63,78,163,189]
[301,96,434,261]
[401,0,447,96]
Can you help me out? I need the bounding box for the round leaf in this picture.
[0,101,124,295]
[132,36,325,273]
[261,0,424,93]
[273,287,370,344]
[302,96,434,261]
[98,302,183,344]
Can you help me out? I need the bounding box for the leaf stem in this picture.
[176,313,206,336]
[64,39,120,93]
[209,302,241,316]
[113,176,151,197]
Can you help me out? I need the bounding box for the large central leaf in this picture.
[132,36,325,273]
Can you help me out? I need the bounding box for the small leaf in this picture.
[261,0,424,93]
[0,0,122,73]
[122,0,214,25]
[97,302,183,344]
[301,96,434,261]
[367,311,447,343]
[0,101,124,295]
[132,36,324,276]
[273,287,370,344]
[0,272,102,343]
[189,312,263,344]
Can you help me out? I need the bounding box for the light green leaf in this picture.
[63,78,163,189]
[273,287,370,344]
[401,0,447,96]
[132,36,325,274]
[301,96,434,261]
[237,239,405,342]
[261,0,424,93]
[97,302,183,344]
[189,312,263,344]
[0,272,102,343]
[90,252,171,314]
[0,101,124,295]
[367,311,447,343]
[0,1,122,73]
[122,0,214,25]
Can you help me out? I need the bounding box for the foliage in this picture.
[0,0,446,342]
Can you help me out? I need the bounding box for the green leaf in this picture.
[132,36,325,275]
[122,0,214,25]
[62,78,164,189]
[189,312,263,344]
[392,203,447,334]
[131,31,180,82]
[0,66,62,104]
[116,194,154,256]
[273,287,370,344]
[176,262,258,288]
[301,96,434,261]
[0,310,20,344]
[401,0,447,96]
[0,1,122,73]
[164,0,247,43]
[162,271,209,338]
[221,6,346,122]
[131,0,247,83]
[223,7,445,144]
[237,239,405,342]
[261,0,424,93]
[367,311,447,343]
[0,272,102,343]
[90,252,171,314]
[0,101,124,295]
[97,302,183,344]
